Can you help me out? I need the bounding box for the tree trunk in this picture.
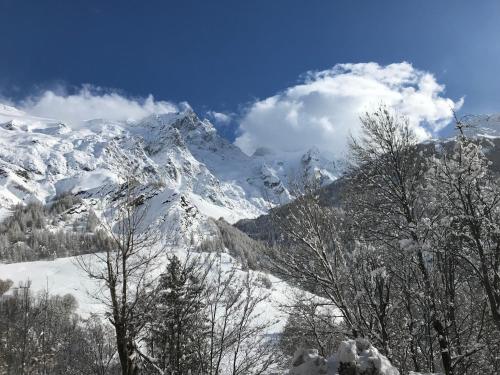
[115,325,137,375]
[433,319,453,375]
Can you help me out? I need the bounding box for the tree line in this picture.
[266,106,500,375]
[0,193,113,262]
[0,279,118,375]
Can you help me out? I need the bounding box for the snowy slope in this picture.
[0,249,301,337]
[0,103,338,234]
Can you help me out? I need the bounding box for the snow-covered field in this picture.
[0,255,105,314]
[0,248,299,333]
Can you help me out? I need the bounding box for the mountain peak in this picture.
[0,104,339,230]
[0,103,26,118]
[136,109,215,136]
[301,147,321,163]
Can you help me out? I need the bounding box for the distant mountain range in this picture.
[0,103,338,241]
[235,113,500,244]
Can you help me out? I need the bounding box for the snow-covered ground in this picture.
[0,248,300,334]
[0,255,105,314]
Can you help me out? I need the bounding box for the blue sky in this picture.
[0,0,499,150]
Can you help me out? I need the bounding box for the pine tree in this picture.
[146,255,207,375]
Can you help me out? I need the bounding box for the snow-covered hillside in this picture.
[0,102,338,337]
[0,103,338,234]
[0,249,298,334]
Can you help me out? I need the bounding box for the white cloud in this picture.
[207,110,232,125]
[19,85,179,125]
[235,62,463,156]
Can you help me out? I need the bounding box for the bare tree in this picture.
[267,190,398,362]
[77,178,168,375]
[431,120,500,332]
[344,106,465,374]
[0,279,118,375]
[267,106,482,374]
[280,293,341,358]
[82,317,118,375]
[204,254,280,375]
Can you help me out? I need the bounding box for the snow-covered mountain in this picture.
[0,103,338,240]
[463,113,500,137]
[0,102,338,344]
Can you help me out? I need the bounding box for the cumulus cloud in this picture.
[206,110,232,125]
[235,62,463,156]
[19,85,179,125]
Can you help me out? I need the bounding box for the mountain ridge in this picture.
[0,104,338,242]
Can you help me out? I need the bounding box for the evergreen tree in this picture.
[146,255,207,375]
